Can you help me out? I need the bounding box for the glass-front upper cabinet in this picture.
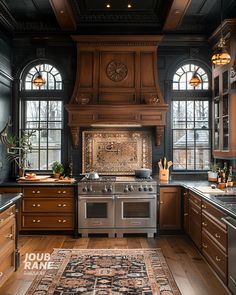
[210,19,236,159]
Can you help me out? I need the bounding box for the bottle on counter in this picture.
[217,168,222,184]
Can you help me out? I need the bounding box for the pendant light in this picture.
[32,64,46,87]
[211,0,231,65]
[189,70,201,87]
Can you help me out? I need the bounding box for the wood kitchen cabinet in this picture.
[21,186,75,231]
[188,192,202,250]
[201,199,228,283]
[159,186,181,230]
[0,205,16,288]
[183,189,189,234]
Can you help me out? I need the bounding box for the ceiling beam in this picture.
[163,0,192,31]
[49,0,76,31]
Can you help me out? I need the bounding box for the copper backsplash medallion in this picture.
[82,131,152,175]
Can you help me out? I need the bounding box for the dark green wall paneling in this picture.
[0,37,13,181]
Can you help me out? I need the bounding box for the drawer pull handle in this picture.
[184,213,189,216]
[57,204,67,207]
[202,204,207,209]
[33,219,41,223]
[215,233,221,239]
[32,204,41,207]
[5,234,13,239]
[32,191,36,194]
[58,191,61,194]
[58,219,67,223]
[202,243,208,249]
[62,191,66,194]
[63,204,67,207]
[184,192,187,196]
[160,201,164,204]
[8,212,14,216]
[37,191,40,194]
[202,222,207,226]
[216,256,221,262]
[58,204,62,207]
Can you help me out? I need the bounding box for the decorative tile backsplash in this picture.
[82,130,152,175]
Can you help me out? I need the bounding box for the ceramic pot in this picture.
[134,168,152,178]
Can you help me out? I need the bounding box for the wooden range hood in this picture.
[65,35,168,147]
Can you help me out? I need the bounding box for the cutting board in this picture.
[18,175,51,181]
[194,186,225,194]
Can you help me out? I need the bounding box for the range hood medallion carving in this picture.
[65,35,168,147]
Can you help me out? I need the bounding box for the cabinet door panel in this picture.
[159,187,181,230]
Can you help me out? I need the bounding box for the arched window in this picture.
[20,63,64,171]
[173,64,209,90]
[24,64,62,90]
[171,63,211,171]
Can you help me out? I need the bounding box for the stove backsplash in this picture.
[70,127,164,177]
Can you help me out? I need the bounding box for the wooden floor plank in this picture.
[0,235,230,295]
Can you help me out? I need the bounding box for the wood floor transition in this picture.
[0,235,230,295]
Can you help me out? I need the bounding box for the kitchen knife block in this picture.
[159,169,169,181]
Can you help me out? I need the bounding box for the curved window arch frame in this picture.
[19,60,65,172]
[172,63,209,91]
[171,61,212,172]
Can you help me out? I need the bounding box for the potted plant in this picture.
[0,124,35,177]
[52,161,64,178]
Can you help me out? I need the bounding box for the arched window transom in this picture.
[173,64,209,90]
[24,64,62,90]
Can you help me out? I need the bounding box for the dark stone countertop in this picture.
[0,180,78,187]
[0,193,22,212]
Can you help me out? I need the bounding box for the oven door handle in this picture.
[115,196,156,199]
[221,217,236,230]
[78,196,115,200]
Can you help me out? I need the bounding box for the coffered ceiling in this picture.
[0,0,236,35]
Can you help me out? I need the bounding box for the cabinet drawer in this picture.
[0,218,15,252]
[189,192,201,208]
[0,187,21,194]
[202,232,227,283]
[22,198,73,213]
[23,187,74,198]
[22,215,73,229]
[202,213,227,252]
[202,199,226,229]
[0,205,15,228]
[0,246,15,288]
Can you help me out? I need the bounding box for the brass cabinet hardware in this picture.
[215,233,221,239]
[202,204,207,209]
[160,201,164,204]
[202,222,207,226]
[58,219,67,223]
[32,204,40,207]
[184,213,189,216]
[5,234,13,239]
[202,243,208,249]
[33,219,41,223]
[215,256,221,262]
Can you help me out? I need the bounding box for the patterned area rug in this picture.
[26,248,181,295]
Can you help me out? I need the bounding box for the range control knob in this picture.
[82,186,87,192]
[102,186,108,193]
[149,186,153,192]
[138,186,143,192]
[129,185,134,192]
[107,186,113,193]
[143,186,148,192]
[124,185,129,193]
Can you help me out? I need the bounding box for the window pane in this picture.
[48,130,61,148]
[173,150,186,170]
[27,151,39,170]
[48,150,61,168]
[40,101,48,121]
[187,150,194,170]
[172,101,186,128]
[40,150,47,170]
[173,130,186,148]
[196,150,210,170]
[26,101,39,121]
[196,130,210,147]
[187,130,194,147]
[48,101,62,120]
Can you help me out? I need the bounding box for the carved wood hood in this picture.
[65,35,168,147]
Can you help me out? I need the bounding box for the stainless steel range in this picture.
[78,176,157,238]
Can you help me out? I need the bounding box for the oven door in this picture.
[78,196,115,228]
[115,195,156,228]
